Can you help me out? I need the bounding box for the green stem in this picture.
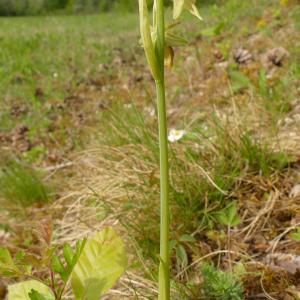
[155,0,170,299]
[156,80,170,300]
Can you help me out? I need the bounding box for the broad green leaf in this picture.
[8,280,54,300]
[0,247,14,265]
[0,247,19,277]
[52,255,65,279]
[138,0,159,80]
[71,227,127,300]
[169,240,177,251]
[173,0,202,20]
[52,240,86,284]
[28,289,53,300]
[215,202,241,227]
[179,234,196,243]
[63,244,74,267]
[176,245,188,266]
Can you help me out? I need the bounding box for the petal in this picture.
[173,0,185,19]
[188,4,203,20]
[173,0,202,20]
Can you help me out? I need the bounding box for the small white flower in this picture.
[168,129,186,142]
[53,72,58,78]
[124,103,132,109]
[144,107,155,117]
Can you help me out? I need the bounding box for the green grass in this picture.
[0,162,49,207]
[96,102,290,267]
[0,13,138,161]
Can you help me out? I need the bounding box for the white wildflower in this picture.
[124,103,132,109]
[168,129,185,142]
[144,107,155,117]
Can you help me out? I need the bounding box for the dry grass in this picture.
[1,0,300,299]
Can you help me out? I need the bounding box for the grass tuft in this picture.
[0,162,49,207]
[201,263,244,300]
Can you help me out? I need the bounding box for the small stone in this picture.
[293,114,300,122]
[284,117,294,125]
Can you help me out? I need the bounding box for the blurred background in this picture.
[0,0,178,15]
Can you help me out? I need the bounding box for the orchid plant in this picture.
[138,0,201,299]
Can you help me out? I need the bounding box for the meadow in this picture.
[0,0,300,299]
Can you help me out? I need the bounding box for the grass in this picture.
[0,0,300,299]
[85,100,293,298]
[0,162,49,207]
[201,263,244,300]
[0,13,138,163]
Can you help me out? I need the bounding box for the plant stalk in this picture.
[155,0,170,299]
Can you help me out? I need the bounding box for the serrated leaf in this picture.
[8,280,55,300]
[71,227,127,300]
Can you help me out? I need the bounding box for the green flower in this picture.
[173,0,202,20]
[138,0,201,77]
[138,0,160,80]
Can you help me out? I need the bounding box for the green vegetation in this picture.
[0,227,126,299]
[0,162,49,207]
[0,0,174,15]
[0,13,137,164]
[201,264,244,300]
[0,0,300,299]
